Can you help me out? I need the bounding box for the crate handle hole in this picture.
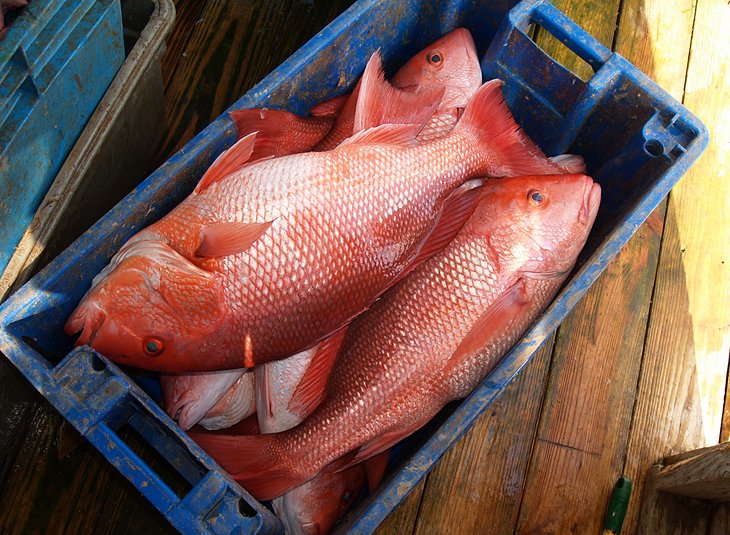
[528,22,595,82]
[237,497,257,518]
[644,139,664,158]
[91,356,107,371]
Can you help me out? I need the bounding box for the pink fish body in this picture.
[230,27,482,158]
[193,173,601,500]
[65,57,578,373]
[161,369,255,430]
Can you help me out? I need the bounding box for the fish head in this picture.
[64,240,227,372]
[475,174,601,277]
[161,369,247,430]
[391,28,482,109]
[275,463,366,535]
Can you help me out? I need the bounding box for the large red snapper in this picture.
[230,27,483,158]
[192,173,601,500]
[65,54,577,373]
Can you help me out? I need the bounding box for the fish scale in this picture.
[66,72,579,373]
[191,173,600,501]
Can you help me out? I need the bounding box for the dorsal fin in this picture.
[195,133,257,193]
[353,51,444,133]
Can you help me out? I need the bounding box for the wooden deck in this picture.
[0,0,727,533]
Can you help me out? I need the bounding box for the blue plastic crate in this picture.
[0,0,708,533]
[0,0,124,277]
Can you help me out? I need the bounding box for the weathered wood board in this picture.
[623,0,730,531]
[655,442,730,501]
[412,344,554,534]
[515,0,700,532]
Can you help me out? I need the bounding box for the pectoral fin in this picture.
[444,278,531,374]
[196,220,273,258]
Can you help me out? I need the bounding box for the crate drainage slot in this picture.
[644,139,664,158]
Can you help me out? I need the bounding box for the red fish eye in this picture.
[528,190,544,206]
[144,338,164,356]
[427,50,443,65]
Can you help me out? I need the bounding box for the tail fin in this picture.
[191,432,307,500]
[453,80,578,176]
[229,108,333,159]
[354,51,445,134]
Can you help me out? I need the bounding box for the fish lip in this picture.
[64,305,86,337]
[170,399,206,430]
[69,301,106,347]
[455,27,479,67]
[579,179,601,227]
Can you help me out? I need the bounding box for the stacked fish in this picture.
[64,29,600,534]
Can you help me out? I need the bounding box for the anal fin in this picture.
[310,93,350,117]
[229,108,333,159]
[288,327,348,419]
[362,449,391,492]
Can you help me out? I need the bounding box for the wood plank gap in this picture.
[610,0,626,51]
[721,350,730,442]
[409,474,429,535]
[679,0,700,109]
[505,334,562,532]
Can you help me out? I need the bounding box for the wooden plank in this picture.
[654,442,730,501]
[374,479,425,535]
[516,0,699,530]
[709,504,730,535]
[0,404,171,534]
[636,465,712,534]
[412,343,553,534]
[622,0,730,530]
[515,211,663,534]
[161,0,207,89]
[155,0,354,162]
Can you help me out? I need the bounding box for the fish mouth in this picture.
[65,301,106,347]
[166,392,209,431]
[579,179,601,227]
[172,400,207,431]
[454,27,479,67]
